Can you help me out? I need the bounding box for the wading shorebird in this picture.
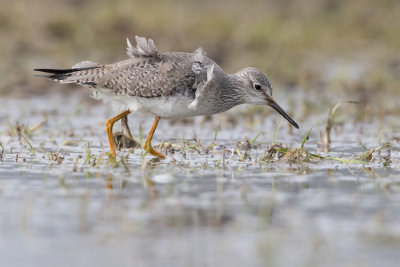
[35,36,299,159]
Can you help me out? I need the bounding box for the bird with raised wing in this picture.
[35,36,299,159]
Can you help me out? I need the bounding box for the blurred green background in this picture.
[1,0,399,116]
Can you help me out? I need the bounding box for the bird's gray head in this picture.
[234,67,299,129]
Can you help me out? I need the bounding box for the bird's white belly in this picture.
[91,89,206,119]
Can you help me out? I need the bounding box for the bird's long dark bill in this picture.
[268,99,299,129]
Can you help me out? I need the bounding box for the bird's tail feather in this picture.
[34,66,101,87]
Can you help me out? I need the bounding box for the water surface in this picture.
[0,94,399,267]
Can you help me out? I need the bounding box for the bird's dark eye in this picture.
[254,83,262,90]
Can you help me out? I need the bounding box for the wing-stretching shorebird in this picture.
[35,36,299,159]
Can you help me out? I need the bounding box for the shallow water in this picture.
[0,93,399,267]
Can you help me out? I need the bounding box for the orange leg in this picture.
[143,116,165,159]
[105,110,131,157]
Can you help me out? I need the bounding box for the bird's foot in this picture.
[144,145,166,159]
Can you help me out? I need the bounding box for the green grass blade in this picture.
[236,147,245,161]
[272,118,282,145]
[249,131,263,145]
[20,133,35,155]
[213,124,221,144]
[139,122,143,145]
[301,128,313,149]
[359,142,368,151]
[83,149,91,165]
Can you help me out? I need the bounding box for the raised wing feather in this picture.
[126,36,159,59]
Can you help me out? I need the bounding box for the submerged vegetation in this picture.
[1,103,395,175]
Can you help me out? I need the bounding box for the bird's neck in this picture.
[220,74,246,105]
[200,73,245,113]
[199,72,245,114]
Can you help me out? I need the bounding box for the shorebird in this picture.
[35,36,299,159]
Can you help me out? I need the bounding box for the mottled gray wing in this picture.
[91,36,196,97]
[35,36,202,98]
[96,56,196,98]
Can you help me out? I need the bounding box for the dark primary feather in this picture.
[34,67,100,81]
